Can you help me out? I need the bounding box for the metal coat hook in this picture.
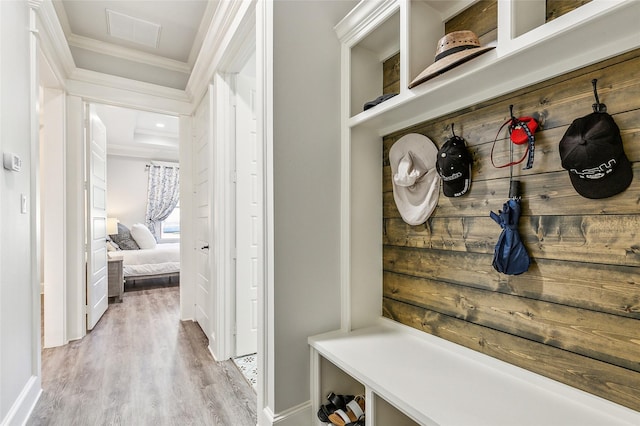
[592,79,607,113]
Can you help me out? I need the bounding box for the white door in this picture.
[193,90,213,340]
[235,72,259,356]
[86,104,109,330]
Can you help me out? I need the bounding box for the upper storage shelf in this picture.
[335,0,640,136]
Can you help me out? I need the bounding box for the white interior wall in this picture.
[41,88,67,348]
[0,1,41,423]
[106,155,149,229]
[269,0,356,417]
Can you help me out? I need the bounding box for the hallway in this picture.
[29,285,257,426]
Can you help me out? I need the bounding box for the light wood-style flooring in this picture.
[29,284,257,426]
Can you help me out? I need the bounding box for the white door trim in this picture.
[256,0,274,422]
[210,0,259,364]
[178,114,196,321]
[210,73,236,361]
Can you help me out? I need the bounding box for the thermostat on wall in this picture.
[3,153,22,172]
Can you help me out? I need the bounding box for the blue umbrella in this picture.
[490,182,530,275]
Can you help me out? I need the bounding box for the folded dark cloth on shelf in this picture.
[363,93,398,111]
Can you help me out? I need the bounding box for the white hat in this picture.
[389,133,441,225]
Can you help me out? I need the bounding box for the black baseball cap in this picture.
[559,112,632,199]
[436,135,472,197]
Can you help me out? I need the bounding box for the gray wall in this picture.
[271,0,356,414]
[106,155,150,229]
[0,1,38,422]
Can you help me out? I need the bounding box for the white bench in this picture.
[309,318,640,426]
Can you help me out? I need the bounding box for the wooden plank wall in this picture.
[381,1,640,412]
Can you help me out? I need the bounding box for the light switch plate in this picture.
[21,194,28,214]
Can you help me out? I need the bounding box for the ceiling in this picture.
[93,103,180,161]
[50,0,218,161]
[52,0,215,90]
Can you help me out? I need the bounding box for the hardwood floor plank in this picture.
[29,286,256,426]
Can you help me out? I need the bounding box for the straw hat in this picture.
[409,30,495,89]
[389,134,441,225]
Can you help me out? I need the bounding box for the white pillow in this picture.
[130,223,157,249]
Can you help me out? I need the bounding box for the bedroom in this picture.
[97,103,182,295]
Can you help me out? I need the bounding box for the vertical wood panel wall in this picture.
[381,3,640,412]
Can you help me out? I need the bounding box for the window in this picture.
[160,204,180,240]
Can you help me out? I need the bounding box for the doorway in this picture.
[207,34,260,369]
[38,93,184,347]
[234,52,259,358]
[90,103,183,328]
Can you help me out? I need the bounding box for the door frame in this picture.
[209,13,258,362]
[41,97,192,345]
[209,73,236,360]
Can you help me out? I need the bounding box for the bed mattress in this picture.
[108,243,180,278]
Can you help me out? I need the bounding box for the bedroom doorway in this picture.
[39,94,185,348]
[93,103,182,300]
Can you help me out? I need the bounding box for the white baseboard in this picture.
[261,400,312,426]
[0,375,42,426]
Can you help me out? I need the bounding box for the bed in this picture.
[108,242,180,282]
[108,223,180,285]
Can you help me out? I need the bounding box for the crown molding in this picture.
[216,4,256,73]
[35,0,76,84]
[35,0,193,113]
[67,34,191,74]
[27,0,43,10]
[186,0,255,105]
[70,68,188,100]
[187,0,219,68]
[135,127,179,140]
[334,0,398,46]
[107,145,179,162]
[50,0,71,35]
[67,68,191,115]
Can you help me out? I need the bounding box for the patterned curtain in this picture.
[145,165,180,239]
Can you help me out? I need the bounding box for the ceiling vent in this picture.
[106,9,161,48]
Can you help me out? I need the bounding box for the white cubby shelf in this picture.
[337,0,639,137]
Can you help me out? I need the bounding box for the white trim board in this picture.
[0,376,41,426]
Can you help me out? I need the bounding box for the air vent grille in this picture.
[106,9,161,48]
